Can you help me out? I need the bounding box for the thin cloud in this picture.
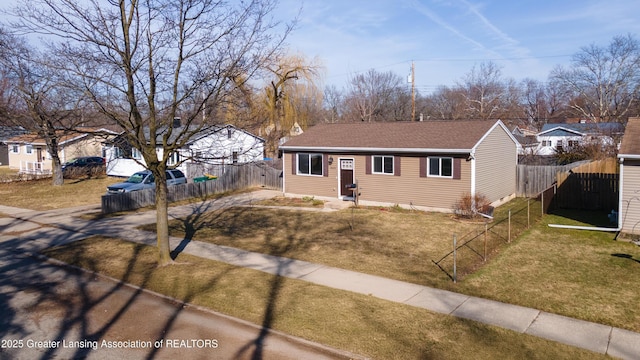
[406,0,487,52]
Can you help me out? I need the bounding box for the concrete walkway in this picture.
[1,191,639,359]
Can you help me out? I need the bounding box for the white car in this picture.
[106,169,187,194]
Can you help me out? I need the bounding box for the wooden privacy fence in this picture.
[516,160,590,197]
[101,162,282,214]
[554,173,619,211]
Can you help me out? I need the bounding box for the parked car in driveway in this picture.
[106,169,186,194]
[62,156,106,178]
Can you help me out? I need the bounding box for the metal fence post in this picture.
[453,234,457,283]
[508,210,511,243]
[484,223,488,262]
[527,198,530,228]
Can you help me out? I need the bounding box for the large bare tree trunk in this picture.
[155,179,172,265]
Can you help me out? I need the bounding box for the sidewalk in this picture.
[1,191,639,359]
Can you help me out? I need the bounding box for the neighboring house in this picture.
[105,122,265,178]
[0,126,28,166]
[7,128,116,174]
[512,127,539,156]
[618,117,640,235]
[279,120,520,212]
[535,122,624,156]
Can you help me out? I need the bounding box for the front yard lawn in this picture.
[44,236,605,360]
[138,199,640,333]
[0,176,122,210]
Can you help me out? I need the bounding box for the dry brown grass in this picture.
[44,237,605,360]
[136,198,640,333]
[140,205,483,289]
[0,176,122,210]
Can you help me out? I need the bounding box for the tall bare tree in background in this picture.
[9,0,294,265]
[343,69,409,122]
[550,34,640,123]
[0,28,87,185]
[458,61,506,120]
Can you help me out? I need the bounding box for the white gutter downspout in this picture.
[469,151,476,199]
[282,152,287,195]
[618,157,624,231]
[548,157,622,232]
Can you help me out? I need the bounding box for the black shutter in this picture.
[453,158,461,180]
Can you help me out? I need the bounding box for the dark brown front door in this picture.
[339,159,354,197]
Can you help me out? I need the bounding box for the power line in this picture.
[325,54,572,80]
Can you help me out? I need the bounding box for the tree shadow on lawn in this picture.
[169,199,312,360]
[611,253,640,264]
[547,208,615,228]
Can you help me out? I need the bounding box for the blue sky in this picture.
[277,0,640,93]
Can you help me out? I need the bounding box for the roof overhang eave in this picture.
[279,146,472,154]
[618,154,640,160]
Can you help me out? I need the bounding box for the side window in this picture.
[11,145,19,153]
[26,145,33,154]
[428,157,453,178]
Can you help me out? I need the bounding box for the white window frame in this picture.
[297,153,323,176]
[428,157,453,178]
[10,144,19,154]
[132,148,142,160]
[372,155,394,175]
[25,145,33,155]
[168,151,180,166]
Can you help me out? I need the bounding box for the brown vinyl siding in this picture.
[285,152,337,198]
[474,125,517,203]
[357,155,470,209]
[285,152,471,209]
[621,160,640,234]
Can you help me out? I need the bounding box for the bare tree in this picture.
[0,28,87,185]
[458,61,506,120]
[422,85,467,120]
[343,69,409,122]
[550,34,640,123]
[322,84,343,123]
[10,0,294,265]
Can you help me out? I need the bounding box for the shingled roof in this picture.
[280,120,505,153]
[619,117,640,157]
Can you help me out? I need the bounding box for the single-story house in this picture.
[618,117,640,235]
[535,122,624,156]
[7,128,116,174]
[0,126,28,166]
[105,122,265,178]
[279,119,520,212]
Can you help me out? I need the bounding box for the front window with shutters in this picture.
[297,153,323,176]
[372,155,394,174]
[428,157,453,178]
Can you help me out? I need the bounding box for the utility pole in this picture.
[411,61,416,121]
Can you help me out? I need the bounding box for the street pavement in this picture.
[0,192,361,360]
[1,190,640,359]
